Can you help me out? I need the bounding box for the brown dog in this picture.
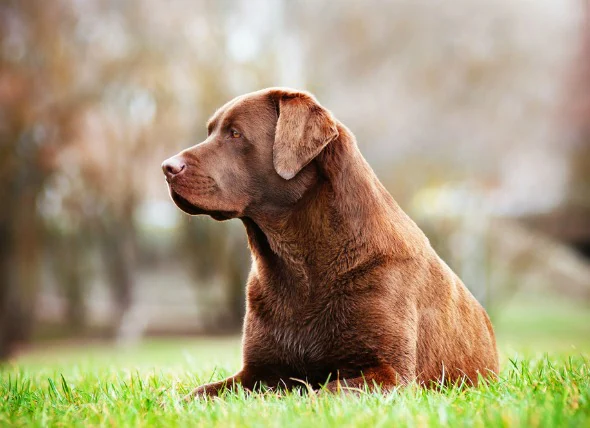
[162,88,499,398]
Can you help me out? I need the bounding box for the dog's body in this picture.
[162,88,498,397]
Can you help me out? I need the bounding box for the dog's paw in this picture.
[321,380,366,396]
[183,384,217,402]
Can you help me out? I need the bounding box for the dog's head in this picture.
[162,88,339,220]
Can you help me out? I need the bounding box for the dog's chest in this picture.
[246,272,381,375]
[260,295,355,370]
[269,309,326,363]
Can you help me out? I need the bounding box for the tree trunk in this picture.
[99,216,136,338]
[0,220,14,360]
[0,184,42,359]
[222,225,250,330]
[52,232,88,333]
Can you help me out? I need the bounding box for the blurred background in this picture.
[1,0,589,360]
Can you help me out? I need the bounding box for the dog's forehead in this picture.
[207,92,270,129]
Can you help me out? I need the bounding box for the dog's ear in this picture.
[270,89,339,180]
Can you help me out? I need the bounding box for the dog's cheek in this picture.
[218,164,253,209]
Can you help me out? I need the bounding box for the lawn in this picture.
[1,297,590,427]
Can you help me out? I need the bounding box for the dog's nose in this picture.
[161,157,186,179]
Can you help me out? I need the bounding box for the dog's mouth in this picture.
[170,190,235,221]
[171,191,206,216]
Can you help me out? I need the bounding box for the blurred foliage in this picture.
[0,0,588,358]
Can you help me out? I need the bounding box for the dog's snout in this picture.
[162,157,186,179]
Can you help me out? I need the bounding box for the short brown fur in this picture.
[161,88,499,398]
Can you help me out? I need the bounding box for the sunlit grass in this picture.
[1,337,589,427]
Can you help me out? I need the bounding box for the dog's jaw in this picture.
[169,190,236,221]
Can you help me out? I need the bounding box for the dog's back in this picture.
[414,254,499,384]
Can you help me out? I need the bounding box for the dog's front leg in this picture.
[322,364,403,394]
[184,369,256,401]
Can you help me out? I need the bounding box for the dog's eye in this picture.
[230,129,241,139]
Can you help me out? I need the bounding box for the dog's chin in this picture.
[170,191,236,221]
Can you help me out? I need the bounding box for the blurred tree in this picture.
[566,5,590,256]
[0,0,80,357]
[50,226,91,333]
[45,0,255,336]
[2,0,578,345]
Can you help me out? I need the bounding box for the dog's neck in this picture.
[242,125,427,288]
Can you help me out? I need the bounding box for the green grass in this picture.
[2,297,590,427]
[1,341,589,427]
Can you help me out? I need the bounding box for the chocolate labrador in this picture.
[162,88,499,398]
